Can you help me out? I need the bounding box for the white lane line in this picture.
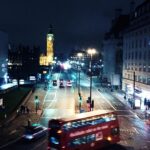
[97,89,117,110]
[32,139,47,150]
[44,99,56,102]
[43,90,50,104]
[0,137,21,149]
[117,115,137,117]
[129,110,141,120]
[9,130,17,135]
[132,127,140,134]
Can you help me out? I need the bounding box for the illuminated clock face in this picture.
[47,34,53,41]
[48,36,52,41]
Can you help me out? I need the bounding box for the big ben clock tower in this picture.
[39,25,54,66]
[47,25,54,65]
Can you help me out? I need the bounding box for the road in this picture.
[3,68,150,150]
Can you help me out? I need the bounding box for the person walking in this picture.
[26,107,30,114]
[148,99,150,110]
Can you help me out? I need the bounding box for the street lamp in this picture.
[87,48,96,111]
[77,53,83,96]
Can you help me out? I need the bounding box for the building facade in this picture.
[40,26,54,66]
[8,45,40,80]
[122,0,150,109]
[102,12,129,88]
[0,31,8,85]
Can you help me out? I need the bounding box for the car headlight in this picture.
[25,135,34,140]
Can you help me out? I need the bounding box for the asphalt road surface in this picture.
[3,69,150,150]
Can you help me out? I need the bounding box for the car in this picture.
[52,80,57,86]
[59,79,65,88]
[66,80,72,87]
[22,124,47,141]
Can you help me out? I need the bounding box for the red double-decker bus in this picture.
[48,110,120,150]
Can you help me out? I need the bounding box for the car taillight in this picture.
[47,146,50,150]
[62,146,66,149]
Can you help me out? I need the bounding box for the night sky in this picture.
[0,0,143,53]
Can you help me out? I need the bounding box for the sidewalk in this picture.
[81,75,150,121]
[112,89,150,120]
[0,86,46,149]
[98,85,150,121]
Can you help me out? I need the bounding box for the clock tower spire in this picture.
[47,24,54,65]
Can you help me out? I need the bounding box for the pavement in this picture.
[112,89,150,120]
[98,85,150,122]
[0,85,46,149]
[0,80,150,149]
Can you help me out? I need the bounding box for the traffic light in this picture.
[79,95,82,103]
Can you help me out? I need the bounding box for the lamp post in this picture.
[77,53,83,96]
[77,53,83,111]
[133,71,135,109]
[87,48,96,111]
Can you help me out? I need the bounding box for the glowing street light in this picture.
[77,53,83,95]
[77,52,83,111]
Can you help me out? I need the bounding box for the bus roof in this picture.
[59,110,116,123]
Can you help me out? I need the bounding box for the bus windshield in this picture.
[48,119,62,147]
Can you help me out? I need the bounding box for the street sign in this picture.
[0,98,3,106]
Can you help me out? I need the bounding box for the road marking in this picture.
[117,114,138,117]
[44,99,56,102]
[132,127,140,134]
[32,139,47,150]
[9,130,17,135]
[0,137,21,149]
[97,89,117,110]
[42,85,58,117]
[129,110,141,120]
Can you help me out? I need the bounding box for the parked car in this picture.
[59,79,64,88]
[66,80,72,87]
[53,80,57,86]
[22,124,47,141]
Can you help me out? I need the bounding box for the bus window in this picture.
[50,137,59,145]
[111,127,119,136]
[86,134,96,143]
[69,136,87,147]
[95,118,106,124]
[62,122,72,131]
[48,119,62,148]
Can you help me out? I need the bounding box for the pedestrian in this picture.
[124,95,126,100]
[148,100,150,110]
[24,106,26,113]
[20,105,24,114]
[145,110,148,119]
[22,105,25,114]
[144,98,147,106]
[27,119,31,127]
[26,107,30,114]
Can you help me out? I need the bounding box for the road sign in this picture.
[0,98,3,106]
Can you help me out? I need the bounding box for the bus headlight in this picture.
[107,136,112,141]
[57,130,62,134]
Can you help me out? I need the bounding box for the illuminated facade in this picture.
[40,26,54,66]
[0,31,8,85]
[122,0,150,109]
